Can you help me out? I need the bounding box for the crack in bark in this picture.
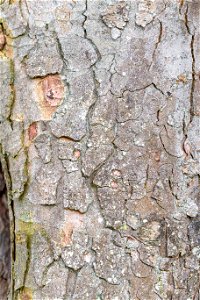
[18,125,30,202]
[121,82,165,97]
[149,20,163,71]
[159,126,183,159]
[56,36,68,68]
[83,0,102,64]
[184,4,190,35]
[189,34,195,124]
[22,234,31,288]
[179,0,185,14]
[0,162,10,299]
[64,267,78,300]
[0,151,14,299]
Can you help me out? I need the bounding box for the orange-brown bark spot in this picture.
[176,74,187,84]
[36,75,64,120]
[55,5,72,33]
[20,294,31,300]
[131,197,164,219]
[0,33,6,51]
[61,210,84,246]
[153,151,161,162]
[18,288,32,300]
[0,22,13,59]
[42,75,64,107]
[73,149,81,159]
[28,122,37,141]
[3,35,13,58]
[61,222,73,246]
[111,181,118,189]
[179,0,184,6]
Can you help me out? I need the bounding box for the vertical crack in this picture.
[0,162,11,300]
[4,154,15,299]
[22,235,31,288]
[189,34,195,124]
[0,154,12,300]
[179,0,184,14]
[184,4,190,35]
[64,267,78,300]
[83,0,101,59]
[178,1,190,35]
[149,20,163,71]
[179,0,195,127]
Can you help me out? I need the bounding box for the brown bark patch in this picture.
[0,33,13,59]
[42,75,64,107]
[0,33,6,51]
[61,210,84,246]
[3,36,13,58]
[0,24,13,59]
[0,24,6,51]
[28,122,37,141]
[130,196,164,219]
[101,1,129,29]
[36,75,64,120]
[18,288,32,300]
[176,74,187,84]
[151,150,161,162]
[61,222,74,246]
[73,149,81,159]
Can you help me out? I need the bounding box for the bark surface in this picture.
[0,0,200,299]
[0,164,10,299]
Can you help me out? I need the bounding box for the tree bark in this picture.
[0,0,200,299]
[0,164,10,299]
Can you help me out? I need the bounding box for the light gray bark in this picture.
[0,0,200,299]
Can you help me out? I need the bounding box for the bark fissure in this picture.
[0,162,11,299]
[0,155,13,298]
[184,4,190,35]
[64,268,78,300]
[149,20,163,71]
[189,34,195,124]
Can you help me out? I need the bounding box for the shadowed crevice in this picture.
[0,163,11,300]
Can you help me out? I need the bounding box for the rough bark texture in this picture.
[0,0,200,299]
[0,164,10,299]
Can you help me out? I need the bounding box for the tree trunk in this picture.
[0,0,199,299]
